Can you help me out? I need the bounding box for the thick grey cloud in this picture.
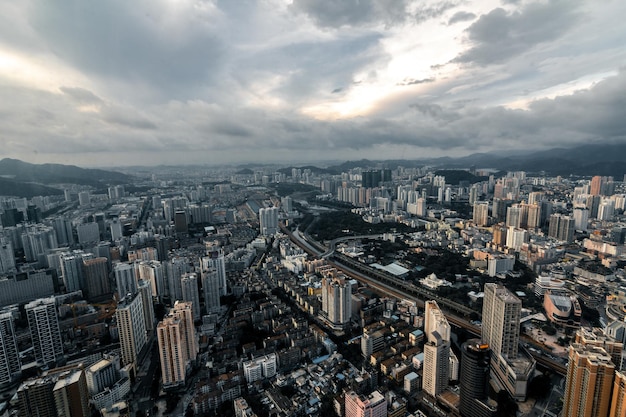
[454,0,582,66]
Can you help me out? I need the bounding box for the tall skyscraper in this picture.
[562,343,615,417]
[610,371,626,417]
[344,390,387,417]
[181,273,201,321]
[321,276,352,329]
[0,239,16,274]
[259,206,279,236]
[116,292,147,368]
[25,297,64,367]
[202,243,227,296]
[459,340,496,417]
[548,213,575,242]
[0,312,21,385]
[60,251,92,293]
[52,368,90,417]
[423,301,450,397]
[138,260,165,299]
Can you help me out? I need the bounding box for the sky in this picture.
[0,0,625,167]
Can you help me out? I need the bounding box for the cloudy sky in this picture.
[1,0,625,167]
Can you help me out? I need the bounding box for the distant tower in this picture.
[321,276,352,328]
[181,273,201,321]
[562,343,615,417]
[459,340,496,417]
[116,292,147,369]
[0,312,21,385]
[166,256,189,300]
[423,301,450,397]
[78,191,91,206]
[472,202,489,226]
[138,260,165,300]
[25,297,64,367]
[0,239,16,275]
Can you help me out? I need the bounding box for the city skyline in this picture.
[1,1,625,167]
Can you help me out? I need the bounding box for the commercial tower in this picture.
[321,275,352,329]
[0,312,21,385]
[26,297,64,367]
[422,301,450,397]
[82,257,111,301]
[459,340,496,417]
[201,268,221,314]
[114,262,137,299]
[562,343,615,417]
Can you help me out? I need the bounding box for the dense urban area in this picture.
[0,160,626,417]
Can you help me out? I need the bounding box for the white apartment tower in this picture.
[321,276,352,328]
[116,293,147,368]
[25,297,64,366]
[423,301,451,397]
[259,207,279,236]
[0,312,21,385]
[202,243,227,296]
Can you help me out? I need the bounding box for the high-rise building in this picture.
[201,268,221,314]
[116,292,147,368]
[21,224,58,263]
[52,368,90,417]
[82,257,111,301]
[114,262,137,299]
[181,273,201,321]
[610,371,626,417]
[459,340,496,417]
[60,251,93,293]
[481,283,532,400]
[423,301,450,397]
[157,301,198,387]
[137,279,156,332]
[110,218,123,241]
[0,239,16,274]
[472,202,489,227]
[344,390,387,417]
[138,260,165,299]
[78,191,91,206]
[0,312,21,385]
[259,207,279,236]
[26,297,64,367]
[321,276,352,328]
[202,243,227,296]
[482,283,521,359]
[166,256,189,300]
[505,205,522,228]
[86,356,120,395]
[548,214,575,242]
[573,207,589,231]
[562,343,615,417]
[281,196,293,214]
[76,222,100,245]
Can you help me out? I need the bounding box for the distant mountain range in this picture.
[0,158,132,198]
[321,143,626,178]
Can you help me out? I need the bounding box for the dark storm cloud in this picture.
[447,11,477,25]
[453,0,582,66]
